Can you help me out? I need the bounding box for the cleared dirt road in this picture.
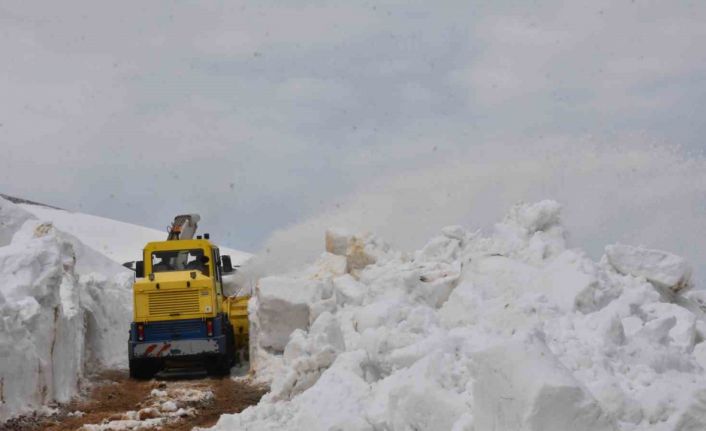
[1,370,266,431]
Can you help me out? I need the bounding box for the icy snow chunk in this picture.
[271,312,346,400]
[605,244,692,293]
[333,274,365,307]
[540,250,618,313]
[504,199,563,233]
[137,407,161,420]
[353,300,402,333]
[414,261,462,308]
[217,351,372,431]
[150,389,168,398]
[415,235,461,263]
[255,276,327,351]
[641,303,697,351]
[672,389,706,431]
[472,335,615,431]
[637,315,676,345]
[367,351,471,430]
[493,200,566,263]
[694,342,706,369]
[308,297,337,324]
[325,228,352,256]
[441,225,469,241]
[160,401,178,412]
[303,252,347,280]
[439,281,480,328]
[325,228,391,274]
[684,289,706,309]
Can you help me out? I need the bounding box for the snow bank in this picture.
[212,200,705,431]
[0,197,133,421]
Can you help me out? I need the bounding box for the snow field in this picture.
[18,204,252,266]
[214,200,704,431]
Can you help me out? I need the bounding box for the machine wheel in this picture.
[208,324,235,376]
[206,355,231,376]
[129,358,158,379]
[227,325,237,367]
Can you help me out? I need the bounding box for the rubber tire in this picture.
[205,322,235,376]
[206,355,231,376]
[129,358,158,380]
[227,326,237,367]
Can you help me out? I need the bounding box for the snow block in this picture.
[304,253,347,280]
[472,335,615,431]
[493,200,566,263]
[255,276,326,351]
[503,200,563,234]
[324,229,391,275]
[414,236,461,264]
[540,250,614,313]
[270,312,346,400]
[333,274,365,307]
[605,244,692,293]
[325,228,352,256]
[672,389,706,431]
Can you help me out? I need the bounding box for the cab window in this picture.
[151,249,209,276]
[213,248,222,282]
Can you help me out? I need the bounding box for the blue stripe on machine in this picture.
[144,319,206,341]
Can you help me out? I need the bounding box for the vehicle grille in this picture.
[148,290,200,317]
[144,319,205,341]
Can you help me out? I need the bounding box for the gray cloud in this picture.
[1,1,705,270]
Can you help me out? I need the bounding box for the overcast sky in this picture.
[2,1,705,270]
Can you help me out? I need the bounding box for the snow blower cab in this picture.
[127,214,240,379]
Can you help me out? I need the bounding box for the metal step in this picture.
[155,366,208,380]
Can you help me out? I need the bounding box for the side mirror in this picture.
[222,255,234,273]
[135,261,145,278]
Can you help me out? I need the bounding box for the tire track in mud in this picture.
[1,370,266,431]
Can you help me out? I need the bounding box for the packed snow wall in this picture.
[214,200,705,431]
[0,197,133,420]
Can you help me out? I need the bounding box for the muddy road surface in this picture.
[1,370,266,431]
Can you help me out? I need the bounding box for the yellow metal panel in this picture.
[224,296,250,350]
[133,274,216,322]
[132,239,231,323]
[147,290,200,317]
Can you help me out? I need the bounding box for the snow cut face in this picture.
[0,197,132,421]
[214,200,705,431]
